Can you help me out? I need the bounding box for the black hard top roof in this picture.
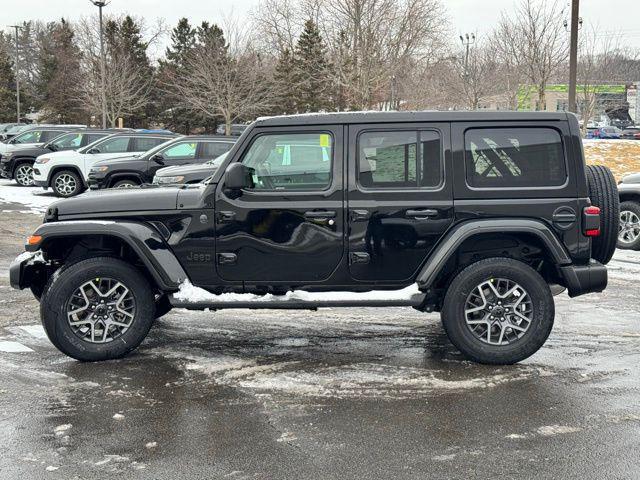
[255,110,572,127]
[181,134,238,141]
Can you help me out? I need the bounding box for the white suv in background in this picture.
[33,132,176,197]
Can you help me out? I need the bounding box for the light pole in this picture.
[567,0,580,114]
[9,25,22,123]
[459,33,476,78]
[90,0,109,128]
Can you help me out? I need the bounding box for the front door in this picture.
[347,123,454,282]
[214,126,344,284]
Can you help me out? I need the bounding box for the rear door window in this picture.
[199,141,234,159]
[95,136,130,153]
[358,130,442,189]
[131,136,167,152]
[464,128,566,188]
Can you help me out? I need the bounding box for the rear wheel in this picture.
[617,201,640,250]
[52,170,84,197]
[40,257,155,361]
[586,165,619,264]
[14,162,34,186]
[441,257,554,365]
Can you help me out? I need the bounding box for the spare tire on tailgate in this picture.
[586,165,619,264]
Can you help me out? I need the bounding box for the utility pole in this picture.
[9,25,22,123]
[90,0,109,128]
[459,33,476,76]
[568,0,580,113]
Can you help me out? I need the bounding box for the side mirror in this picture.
[224,163,254,190]
[151,153,165,165]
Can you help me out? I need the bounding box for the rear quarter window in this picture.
[464,127,566,188]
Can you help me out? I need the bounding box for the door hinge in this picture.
[349,252,370,264]
[217,253,237,265]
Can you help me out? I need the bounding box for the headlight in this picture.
[91,166,109,173]
[36,157,50,164]
[153,175,185,184]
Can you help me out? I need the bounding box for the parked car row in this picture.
[585,125,640,139]
[0,123,239,197]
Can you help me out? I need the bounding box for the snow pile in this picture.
[0,179,56,213]
[173,279,421,304]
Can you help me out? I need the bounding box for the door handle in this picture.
[406,209,438,219]
[304,210,336,219]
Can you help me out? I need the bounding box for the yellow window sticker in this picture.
[319,134,330,148]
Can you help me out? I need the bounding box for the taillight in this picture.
[583,206,600,237]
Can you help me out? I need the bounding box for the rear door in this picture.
[148,140,198,178]
[347,123,454,282]
[198,140,235,161]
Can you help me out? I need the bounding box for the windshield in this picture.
[206,152,228,167]
[46,132,84,150]
[6,125,28,135]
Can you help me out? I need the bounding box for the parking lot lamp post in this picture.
[90,0,109,129]
[9,25,22,123]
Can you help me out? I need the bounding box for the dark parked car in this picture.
[620,127,640,140]
[87,135,236,189]
[0,129,115,186]
[617,173,640,249]
[11,111,618,365]
[152,153,226,185]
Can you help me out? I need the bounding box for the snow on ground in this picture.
[0,179,56,214]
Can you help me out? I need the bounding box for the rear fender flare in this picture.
[415,219,572,290]
[30,220,187,291]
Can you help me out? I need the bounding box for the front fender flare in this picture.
[29,220,188,291]
[415,219,572,290]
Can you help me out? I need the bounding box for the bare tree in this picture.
[166,20,274,135]
[493,0,568,110]
[453,40,500,110]
[74,15,155,127]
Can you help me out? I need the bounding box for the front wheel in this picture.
[441,257,554,365]
[14,162,35,186]
[52,170,84,197]
[40,257,155,361]
[111,179,139,189]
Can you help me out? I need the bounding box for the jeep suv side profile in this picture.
[10,112,619,365]
[32,132,177,197]
[87,135,236,189]
[0,129,116,186]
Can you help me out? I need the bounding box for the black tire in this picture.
[441,257,554,365]
[52,169,84,197]
[617,200,640,250]
[13,162,35,186]
[586,165,619,264]
[111,179,139,189]
[40,257,155,361]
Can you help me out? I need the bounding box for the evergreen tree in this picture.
[165,18,196,66]
[291,19,332,112]
[273,48,297,114]
[38,20,84,123]
[0,34,17,122]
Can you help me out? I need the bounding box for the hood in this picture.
[156,162,215,177]
[50,186,181,217]
[92,154,143,167]
[3,145,48,158]
[620,173,640,185]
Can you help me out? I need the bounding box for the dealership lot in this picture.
[0,185,638,479]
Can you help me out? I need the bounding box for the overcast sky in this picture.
[3,0,639,50]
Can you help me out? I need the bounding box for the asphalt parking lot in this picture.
[0,185,639,479]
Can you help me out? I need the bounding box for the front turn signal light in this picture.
[27,235,42,246]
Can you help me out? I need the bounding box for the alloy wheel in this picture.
[464,278,532,345]
[618,210,640,245]
[54,173,77,196]
[15,164,34,186]
[66,277,136,343]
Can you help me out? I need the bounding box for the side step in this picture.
[169,295,427,311]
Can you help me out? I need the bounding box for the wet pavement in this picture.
[0,209,639,479]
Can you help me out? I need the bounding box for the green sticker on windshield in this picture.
[319,134,330,148]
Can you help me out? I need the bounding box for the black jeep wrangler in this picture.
[9,112,619,364]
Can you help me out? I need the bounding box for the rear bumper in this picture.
[560,260,607,298]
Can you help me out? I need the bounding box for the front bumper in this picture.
[87,172,107,190]
[9,251,48,290]
[560,260,607,298]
